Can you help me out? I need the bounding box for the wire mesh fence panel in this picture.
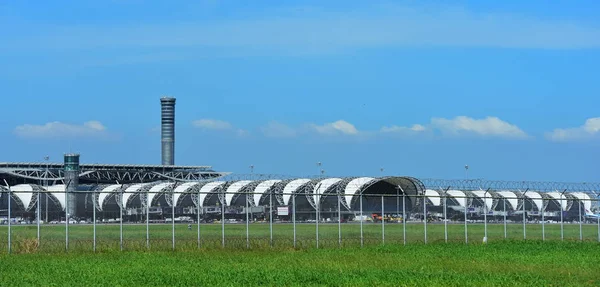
[2,190,600,253]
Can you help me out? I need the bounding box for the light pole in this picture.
[464,165,469,180]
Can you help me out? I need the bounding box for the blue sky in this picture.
[1,1,599,182]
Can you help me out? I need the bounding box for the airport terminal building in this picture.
[1,97,597,224]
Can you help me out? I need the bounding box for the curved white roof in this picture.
[148,182,175,206]
[225,181,253,206]
[570,192,593,215]
[496,191,519,210]
[172,182,201,207]
[98,184,122,210]
[253,180,281,206]
[425,189,442,206]
[282,179,311,205]
[123,184,147,207]
[545,192,568,211]
[446,190,467,207]
[470,190,494,210]
[344,177,375,208]
[313,178,343,207]
[11,184,35,210]
[523,191,543,211]
[46,185,66,210]
[198,181,226,207]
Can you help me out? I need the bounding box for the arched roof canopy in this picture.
[282,179,312,206]
[45,185,67,210]
[253,180,283,206]
[172,182,204,207]
[520,191,544,211]
[344,177,375,210]
[310,178,343,209]
[198,181,226,207]
[545,192,568,211]
[98,184,122,211]
[570,192,593,215]
[10,184,45,211]
[148,182,176,207]
[496,191,519,210]
[468,190,495,210]
[424,189,442,206]
[445,190,469,208]
[352,176,425,210]
[225,180,254,206]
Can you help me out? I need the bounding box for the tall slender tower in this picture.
[160,97,176,165]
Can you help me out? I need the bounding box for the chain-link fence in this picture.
[1,188,599,253]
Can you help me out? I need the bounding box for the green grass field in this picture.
[0,240,599,286]
[1,222,599,252]
[1,223,599,286]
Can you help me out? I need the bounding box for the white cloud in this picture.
[309,120,359,135]
[6,3,600,58]
[430,116,528,138]
[14,121,108,139]
[192,119,233,130]
[261,121,297,138]
[192,119,249,136]
[546,117,600,142]
[381,124,427,133]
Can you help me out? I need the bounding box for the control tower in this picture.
[160,97,176,165]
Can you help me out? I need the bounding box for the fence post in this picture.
[119,187,123,251]
[316,192,319,249]
[246,192,249,249]
[37,191,40,245]
[403,193,406,246]
[171,189,175,251]
[338,192,341,248]
[579,200,583,242]
[269,191,273,248]
[197,190,201,249]
[444,192,447,243]
[484,190,488,242]
[360,193,363,248]
[560,190,565,241]
[381,195,385,245]
[293,191,296,249]
[221,191,225,248]
[6,183,12,254]
[522,189,529,240]
[503,198,507,239]
[464,194,468,244]
[146,189,150,250]
[93,190,96,252]
[542,198,545,241]
[66,185,70,252]
[423,195,427,244]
